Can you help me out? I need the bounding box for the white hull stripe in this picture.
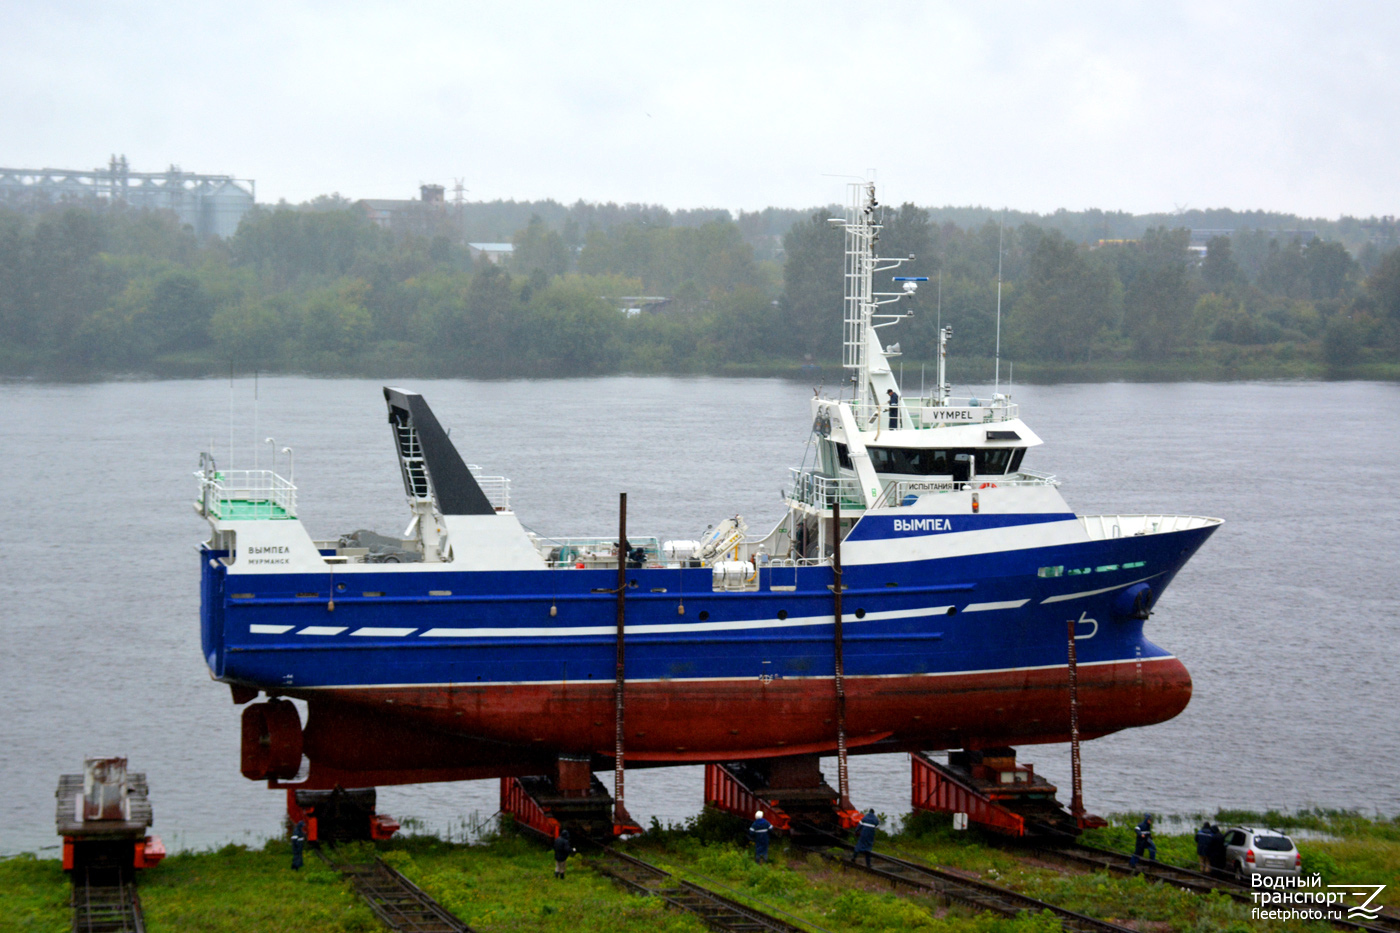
[963,599,1031,612]
[287,655,1181,690]
[242,579,1163,640]
[1039,572,1163,604]
[418,604,956,639]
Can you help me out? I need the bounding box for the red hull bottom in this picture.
[268,658,1191,789]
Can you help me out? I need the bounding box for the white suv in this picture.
[1222,826,1302,883]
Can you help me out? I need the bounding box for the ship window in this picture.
[866,446,1019,476]
[1009,448,1026,473]
[973,448,1013,475]
[866,446,958,475]
[834,442,853,470]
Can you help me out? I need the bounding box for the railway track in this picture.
[1017,829,1400,933]
[592,847,813,933]
[1021,834,1249,901]
[71,867,144,933]
[318,851,476,933]
[800,836,1135,933]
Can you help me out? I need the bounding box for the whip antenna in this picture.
[994,212,1005,395]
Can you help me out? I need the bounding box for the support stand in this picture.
[1067,617,1084,820]
[613,492,634,833]
[832,499,849,809]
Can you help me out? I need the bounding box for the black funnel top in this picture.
[382,387,496,516]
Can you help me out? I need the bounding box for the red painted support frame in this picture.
[134,836,166,869]
[370,814,401,840]
[704,763,793,831]
[910,752,1026,836]
[499,776,562,839]
[283,786,398,843]
[60,835,165,871]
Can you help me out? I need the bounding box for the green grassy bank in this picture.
[4,809,1396,933]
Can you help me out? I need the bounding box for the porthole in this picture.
[947,606,958,615]
[854,608,866,619]
[699,611,710,621]
[777,610,788,621]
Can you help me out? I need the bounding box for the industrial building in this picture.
[357,183,462,239]
[0,155,255,238]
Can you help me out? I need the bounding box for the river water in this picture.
[2,376,1397,855]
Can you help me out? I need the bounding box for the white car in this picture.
[1222,826,1302,883]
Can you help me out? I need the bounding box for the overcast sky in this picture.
[3,1,1397,218]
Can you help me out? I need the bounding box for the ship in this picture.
[196,182,1220,831]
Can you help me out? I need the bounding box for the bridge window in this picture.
[866,446,955,475]
[974,448,1014,475]
[866,446,1024,476]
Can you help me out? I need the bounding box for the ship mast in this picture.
[834,181,924,415]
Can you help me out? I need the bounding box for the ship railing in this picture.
[790,468,1061,512]
[847,395,1020,429]
[1079,514,1221,540]
[872,471,1059,507]
[762,556,828,568]
[196,469,297,520]
[535,535,664,568]
[786,469,865,511]
[466,464,511,512]
[880,471,1060,505]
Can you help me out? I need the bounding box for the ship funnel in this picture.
[382,388,496,516]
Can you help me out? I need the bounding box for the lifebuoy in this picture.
[979,482,997,489]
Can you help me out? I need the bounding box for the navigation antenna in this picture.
[935,270,952,404]
[830,181,924,413]
[994,211,1005,395]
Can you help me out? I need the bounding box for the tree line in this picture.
[1,197,1398,378]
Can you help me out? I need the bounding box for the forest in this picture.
[2,194,1398,381]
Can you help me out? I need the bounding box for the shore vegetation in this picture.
[3,198,1399,382]
[3,808,1395,932]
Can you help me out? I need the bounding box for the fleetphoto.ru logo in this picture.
[1249,873,1386,923]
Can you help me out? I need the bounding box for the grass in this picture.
[2,810,1396,932]
[0,853,68,932]
[365,832,703,933]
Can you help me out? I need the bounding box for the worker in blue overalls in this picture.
[748,810,773,864]
[850,808,880,868]
[290,819,307,870]
[1129,813,1157,868]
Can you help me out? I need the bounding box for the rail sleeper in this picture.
[593,848,807,933]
